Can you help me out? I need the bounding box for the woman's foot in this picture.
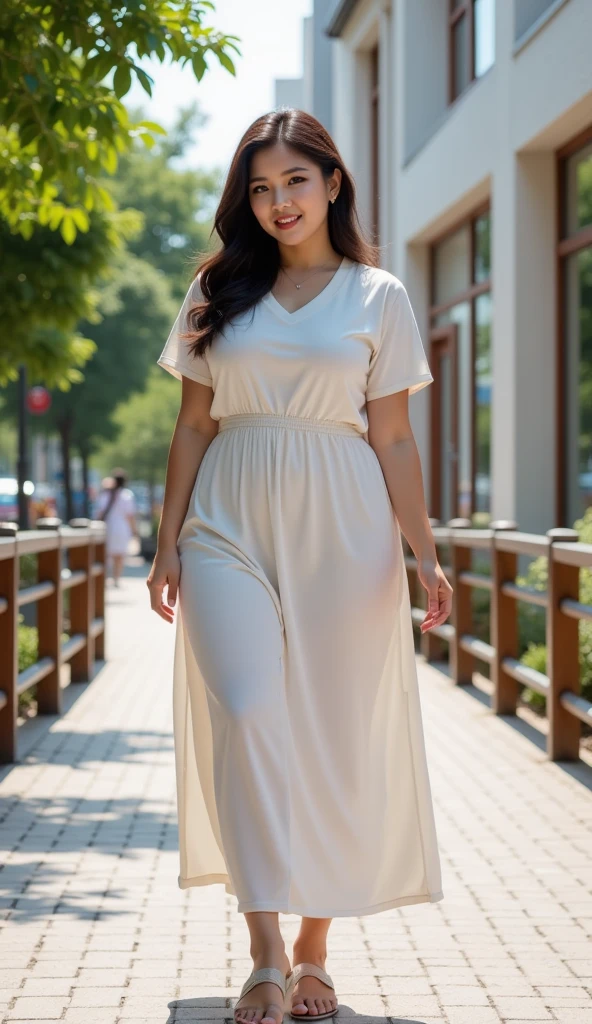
[289,947,338,1017]
[234,947,292,1024]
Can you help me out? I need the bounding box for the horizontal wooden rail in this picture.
[0,518,107,763]
[406,518,592,761]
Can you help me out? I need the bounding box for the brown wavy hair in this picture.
[182,107,381,359]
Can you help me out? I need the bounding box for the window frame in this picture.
[449,0,494,104]
[556,124,592,527]
[429,200,492,522]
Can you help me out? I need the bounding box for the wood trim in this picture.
[449,0,477,103]
[556,122,592,526]
[557,224,592,258]
[430,325,459,520]
[429,200,492,521]
[428,199,491,251]
[556,123,592,162]
[470,219,477,519]
[430,279,490,319]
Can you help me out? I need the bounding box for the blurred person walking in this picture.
[95,468,138,587]
[148,108,453,1024]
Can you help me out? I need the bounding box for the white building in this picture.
[276,0,592,533]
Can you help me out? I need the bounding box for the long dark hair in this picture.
[182,107,381,359]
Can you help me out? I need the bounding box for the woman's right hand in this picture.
[147,544,180,623]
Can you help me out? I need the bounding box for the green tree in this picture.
[0,0,239,236]
[109,102,221,298]
[96,365,182,516]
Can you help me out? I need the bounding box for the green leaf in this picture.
[134,66,153,97]
[70,207,89,231]
[19,122,40,147]
[216,50,236,75]
[113,63,132,99]
[139,133,155,149]
[60,214,76,244]
[100,144,118,173]
[86,139,98,160]
[138,120,166,135]
[191,52,207,81]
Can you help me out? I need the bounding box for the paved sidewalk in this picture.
[1,569,591,1024]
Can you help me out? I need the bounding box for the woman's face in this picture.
[248,141,341,245]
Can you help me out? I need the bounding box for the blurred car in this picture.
[0,476,34,523]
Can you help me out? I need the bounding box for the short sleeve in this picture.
[366,279,433,400]
[157,274,213,386]
[124,490,137,515]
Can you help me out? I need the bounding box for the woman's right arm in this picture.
[147,377,218,622]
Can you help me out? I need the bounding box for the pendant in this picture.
[296,284,301,289]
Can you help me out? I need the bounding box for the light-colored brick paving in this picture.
[1,568,591,1024]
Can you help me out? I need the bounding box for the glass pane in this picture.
[440,353,453,524]
[515,0,557,41]
[565,246,592,526]
[475,292,492,515]
[453,14,470,99]
[473,211,491,282]
[436,302,472,519]
[474,0,495,77]
[433,224,471,305]
[565,142,592,237]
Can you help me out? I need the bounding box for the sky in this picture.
[126,0,313,175]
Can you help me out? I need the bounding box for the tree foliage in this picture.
[0,0,240,236]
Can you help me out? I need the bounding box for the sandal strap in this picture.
[239,966,289,1002]
[286,962,335,993]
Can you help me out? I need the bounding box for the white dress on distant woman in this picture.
[94,487,137,556]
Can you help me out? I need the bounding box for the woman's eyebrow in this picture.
[249,166,309,183]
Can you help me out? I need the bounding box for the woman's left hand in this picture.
[417,560,453,633]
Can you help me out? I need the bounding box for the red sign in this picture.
[27,386,51,415]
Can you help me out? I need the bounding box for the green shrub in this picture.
[517,506,592,711]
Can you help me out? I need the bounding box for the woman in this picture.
[148,108,453,1024]
[95,468,138,587]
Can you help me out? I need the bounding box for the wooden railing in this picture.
[0,518,107,764]
[405,518,592,762]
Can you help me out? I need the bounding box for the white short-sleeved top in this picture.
[157,256,433,434]
[94,487,137,524]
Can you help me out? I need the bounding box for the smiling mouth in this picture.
[275,214,302,226]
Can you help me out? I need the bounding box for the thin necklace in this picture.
[279,260,342,290]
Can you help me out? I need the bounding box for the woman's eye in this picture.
[252,177,305,195]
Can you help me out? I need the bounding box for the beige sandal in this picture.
[285,962,339,1020]
[234,966,293,1023]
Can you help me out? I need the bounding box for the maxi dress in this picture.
[157,256,443,918]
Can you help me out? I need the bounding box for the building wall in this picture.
[326,0,592,533]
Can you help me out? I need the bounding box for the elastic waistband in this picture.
[217,413,362,437]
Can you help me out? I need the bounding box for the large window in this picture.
[430,207,492,523]
[558,128,592,527]
[449,0,495,103]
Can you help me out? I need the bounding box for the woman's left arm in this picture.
[367,389,453,634]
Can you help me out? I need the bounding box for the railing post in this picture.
[93,522,106,662]
[36,520,64,715]
[547,527,580,761]
[419,519,446,662]
[448,518,472,685]
[68,521,94,683]
[0,525,19,763]
[490,520,519,714]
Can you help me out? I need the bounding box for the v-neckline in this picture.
[263,256,353,324]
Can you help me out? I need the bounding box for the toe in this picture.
[292,1002,308,1016]
[306,998,319,1015]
